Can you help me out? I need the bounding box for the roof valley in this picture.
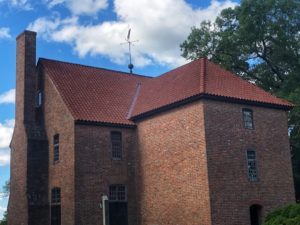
[126,82,142,119]
[200,58,206,93]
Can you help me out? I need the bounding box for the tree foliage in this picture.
[262,203,300,225]
[0,212,7,225]
[2,181,9,197]
[181,0,300,201]
[0,180,9,225]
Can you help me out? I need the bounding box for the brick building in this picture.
[8,30,295,225]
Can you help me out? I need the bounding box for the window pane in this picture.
[53,134,59,162]
[117,186,126,201]
[54,146,59,161]
[109,185,126,201]
[109,186,117,201]
[247,150,258,181]
[54,134,59,144]
[51,188,61,205]
[111,132,122,159]
[36,91,42,107]
[243,109,254,129]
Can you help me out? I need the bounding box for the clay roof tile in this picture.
[39,58,293,125]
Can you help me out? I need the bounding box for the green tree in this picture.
[262,203,300,225]
[0,212,7,225]
[0,180,9,225]
[181,0,300,201]
[2,181,9,198]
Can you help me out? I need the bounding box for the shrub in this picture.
[263,203,300,225]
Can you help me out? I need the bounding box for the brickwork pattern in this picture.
[136,101,212,225]
[203,100,295,225]
[43,72,75,225]
[74,125,137,225]
[9,126,28,225]
[9,30,295,225]
[9,31,38,225]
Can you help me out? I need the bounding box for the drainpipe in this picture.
[102,195,109,225]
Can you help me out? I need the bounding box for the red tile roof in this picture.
[39,58,151,125]
[131,58,292,118]
[39,58,293,125]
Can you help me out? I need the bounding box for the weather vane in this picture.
[121,28,138,73]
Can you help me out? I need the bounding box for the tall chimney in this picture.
[15,30,37,124]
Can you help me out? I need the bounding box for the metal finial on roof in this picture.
[121,28,138,73]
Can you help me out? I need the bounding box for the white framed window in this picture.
[109,185,127,201]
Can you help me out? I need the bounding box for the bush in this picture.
[0,211,7,225]
[263,203,300,225]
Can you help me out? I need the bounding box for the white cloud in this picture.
[0,119,14,149]
[46,0,108,15]
[47,0,64,8]
[0,148,10,166]
[0,193,8,200]
[28,15,78,40]
[0,89,15,104]
[0,206,6,220]
[7,0,32,10]
[0,28,11,39]
[29,0,238,67]
[0,119,14,166]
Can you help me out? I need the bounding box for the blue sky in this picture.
[0,0,239,219]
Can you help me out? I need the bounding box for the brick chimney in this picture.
[15,30,37,125]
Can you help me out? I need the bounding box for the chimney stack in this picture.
[15,30,37,124]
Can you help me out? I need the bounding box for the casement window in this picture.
[36,91,43,107]
[109,185,127,201]
[51,188,61,205]
[243,108,254,129]
[247,150,258,182]
[53,134,59,162]
[111,131,122,160]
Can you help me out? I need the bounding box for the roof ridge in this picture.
[156,59,198,78]
[38,57,152,79]
[200,58,206,93]
[210,61,291,103]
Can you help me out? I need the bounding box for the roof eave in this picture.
[75,120,136,128]
[130,94,293,121]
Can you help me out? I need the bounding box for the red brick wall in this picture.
[9,30,294,225]
[15,30,36,125]
[9,31,37,225]
[203,100,295,225]
[43,73,75,225]
[9,126,28,225]
[136,101,212,225]
[74,124,137,225]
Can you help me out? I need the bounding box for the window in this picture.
[51,188,61,225]
[247,150,258,181]
[243,108,254,129]
[109,185,127,201]
[53,134,59,162]
[111,131,122,160]
[36,91,42,107]
[51,188,61,205]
